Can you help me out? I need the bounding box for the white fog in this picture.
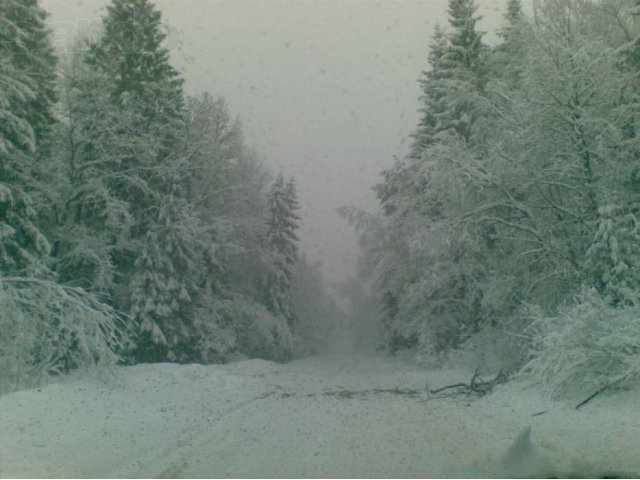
[1,0,640,478]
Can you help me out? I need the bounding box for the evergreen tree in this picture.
[448,0,484,75]
[505,0,523,25]
[368,0,492,357]
[127,92,241,362]
[86,0,183,125]
[265,173,300,327]
[0,0,123,393]
[585,206,640,306]
[84,0,186,252]
[492,0,527,85]
[284,177,301,238]
[0,0,57,276]
[437,0,487,143]
[129,187,205,362]
[79,0,191,359]
[410,25,449,158]
[0,0,56,155]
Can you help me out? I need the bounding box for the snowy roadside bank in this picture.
[1,354,639,478]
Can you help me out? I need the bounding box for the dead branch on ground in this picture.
[575,375,628,410]
[429,369,507,398]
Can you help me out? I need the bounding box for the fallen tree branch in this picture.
[319,387,423,399]
[531,410,548,417]
[429,369,507,398]
[429,382,469,394]
[575,375,627,410]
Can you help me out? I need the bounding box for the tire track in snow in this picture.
[115,388,278,478]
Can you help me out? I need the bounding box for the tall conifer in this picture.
[265,173,300,326]
[0,0,56,276]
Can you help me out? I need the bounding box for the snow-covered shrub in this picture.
[520,290,640,398]
[443,272,535,373]
[445,321,530,375]
[191,297,238,364]
[585,205,640,307]
[231,295,293,362]
[0,277,124,395]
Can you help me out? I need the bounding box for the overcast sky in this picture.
[41,0,508,289]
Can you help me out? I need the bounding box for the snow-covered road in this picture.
[1,353,639,478]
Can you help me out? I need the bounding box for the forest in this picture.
[0,0,342,394]
[344,0,640,397]
[2,0,640,404]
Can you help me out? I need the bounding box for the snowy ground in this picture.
[1,353,639,478]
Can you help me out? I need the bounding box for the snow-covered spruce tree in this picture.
[502,0,523,38]
[128,103,249,363]
[0,0,122,393]
[82,0,194,361]
[0,0,58,273]
[491,0,528,87]
[397,0,488,211]
[410,25,449,158]
[436,0,488,143]
[130,93,251,363]
[0,0,57,156]
[584,206,640,307]
[0,0,56,277]
[86,0,184,131]
[84,0,185,282]
[260,173,301,359]
[129,185,207,362]
[371,27,450,356]
[369,0,491,359]
[265,174,300,323]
